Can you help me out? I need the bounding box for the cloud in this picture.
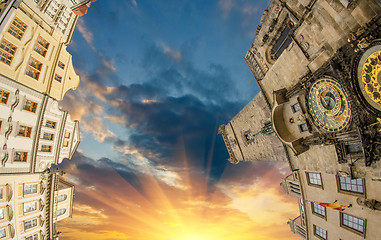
[219,0,234,18]
[130,0,137,7]
[159,41,182,61]
[76,18,95,50]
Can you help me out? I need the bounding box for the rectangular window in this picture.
[63,140,69,147]
[42,132,54,140]
[299,123,308,132]
[0,39,17,65]
[18,125,32,137]
[64,131,70,138]
[312,202,326,217]
[341,213,365,234]
[58,61,65,69]
[23,202,37,213]
[291,103,301,112]
[54,74,62,82]
[45,120,56,129]
[34,36,49,57]
[0,208,4,219]
[23,99,38,113]
[307,172,322,186]
[23,184,37,195]
[24,218,37,230]
[338,176,364,194]
[8,17,27,40]
[41,145,52,152]
[0,188,2,199]
[14,151,28,162]
[26,233,38,240]
[314,225,327,239]
[26,57,42,80]
[0,89,10,104]
[271,23,293,59]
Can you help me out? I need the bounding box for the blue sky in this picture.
[58,1,299,239]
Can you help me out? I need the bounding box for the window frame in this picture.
[8,17,27,40]
[311,202,326,220]
[41,145,52,152]
[54,74,62,82]
[23,217,38,231]
[23,183,38,195]
[337,176,365,196]
[26,57,43,80]
[34,36,49,57]
[58,61,65,69]
[314,225,327,240]
[17,125,32,138]
[299,123,308,132]
[14,151,28,162]
[42,132,54,140]
[0,39,17,65]
[306,172,323,188]
[23,99,38,113]
[291,102,301,113]
[0,89,10,104]
[340,213,366,237]
[45,120,56,129]
[23,201,38,214]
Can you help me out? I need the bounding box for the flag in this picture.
[308,200,352,211]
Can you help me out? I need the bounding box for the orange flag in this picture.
[308,200,351,211]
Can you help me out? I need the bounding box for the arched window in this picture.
[57,194,67,203]
[57,208,66,216]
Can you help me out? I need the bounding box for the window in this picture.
[42,132,54,140]
[299,123,308,132]
[63,140,69,147]
[41,145,52,152]
[57,208,66,216]
[57,194,67,202]
[0,209,3,219]
[54,74,62,82]
[14,151,28,162]
[45,120,56,129]
[0,89,9,104]
[291,103,301,112]
[34,36,49,57]
[26,233,38,240]
[8,17,27,40]
[0,228,5,238]
[0,39,17,65]
[58,61,65,69]
[0,188,2,199]
[18,125,32,137]
[314,225,327,239]
[23,202,37,213]
[26,57,42,80]
[341,213,365,234]
[65,132,71,138]
[338,176,364,194]
[23,99,38,113]
[312,202,326,217]
[271,22,293,59]
[307,172,322,186]
[23,184,37,195]
[24,218,37,230]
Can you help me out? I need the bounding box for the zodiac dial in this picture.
[357,45,381,112]
[308,78,351,132]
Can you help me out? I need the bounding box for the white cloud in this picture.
[77,18,95,50]
[159,41,182,61]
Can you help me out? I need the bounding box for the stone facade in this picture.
[221,0,381,239]
[0,171,74,240]
[0,69,80,174]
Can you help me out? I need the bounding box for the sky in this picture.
[58,0,300,239]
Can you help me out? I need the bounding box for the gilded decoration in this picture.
[307,78,351,132]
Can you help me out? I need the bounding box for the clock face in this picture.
[308,78,351,132]
[356,45,381,112]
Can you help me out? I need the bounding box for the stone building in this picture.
[0,170,74,240]
[0,0,80,100]
[0,70,80,174]
[219,0,381,239]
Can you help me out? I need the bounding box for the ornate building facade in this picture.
[220,0,381,239]
[0,170,74,240]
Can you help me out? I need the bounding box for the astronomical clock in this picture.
[355,43,381,114]
[307,78,352,132]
